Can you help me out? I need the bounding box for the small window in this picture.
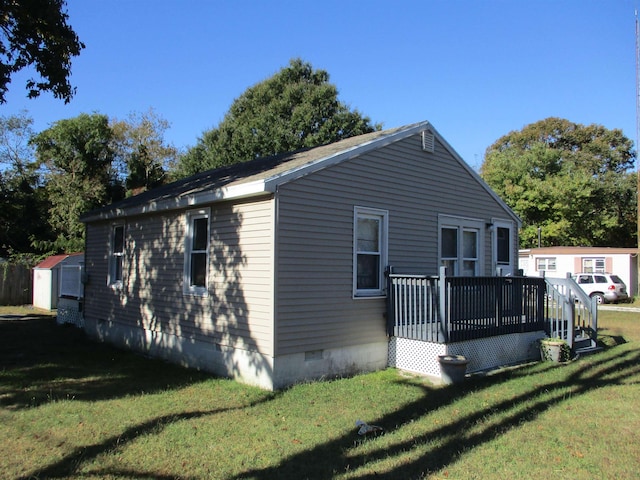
[354,207,388,297]
[109,224,125,286]
[594,275,607,284]
[441,227,458,274]
[497,227,510,264]
[462,229,478,276]
[582,257,605,273]
[536,257,556,272]
[184,209,210,296]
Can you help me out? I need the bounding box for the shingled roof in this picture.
[81,120,518,225]
[81,122,430,222]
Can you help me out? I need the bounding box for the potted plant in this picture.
[539,338,570,363]
[438,354,469,384]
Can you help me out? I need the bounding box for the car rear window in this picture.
[609,275,623,283]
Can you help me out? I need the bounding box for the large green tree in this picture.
[31,113,122,253]
[481,117,637,248]
[174,58,380,178]
[110,108,176,195]
[0,111,50,258]
[0,0,84,103]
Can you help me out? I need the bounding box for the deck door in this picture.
[439,216,483,276]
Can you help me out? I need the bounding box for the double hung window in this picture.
[441,227,458,274]
[582,257,605,273]
[492,220,515,275]
[354,207,388,297]
[439,216,482,276]
[496,227,510,267]
[109,224,125,286]
[536,257,556,272]
[184,209,210,296]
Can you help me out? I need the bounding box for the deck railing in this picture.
[543,274,597,348]
[387,267,547,343]
[387,274,441,342]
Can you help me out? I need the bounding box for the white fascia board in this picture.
[186,179,268,205]
[82,179,267,222]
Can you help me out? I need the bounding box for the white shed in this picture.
[32,253,84,310]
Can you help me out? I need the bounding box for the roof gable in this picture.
[81,121,519,225]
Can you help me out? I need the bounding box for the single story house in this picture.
[80,121,521,389]
[33,253,84,311]
[519,246,638,297]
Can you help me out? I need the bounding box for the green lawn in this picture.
[0,308,639,479]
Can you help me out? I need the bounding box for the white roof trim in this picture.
[83,179,268,221]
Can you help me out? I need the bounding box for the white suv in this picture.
[573,273,629,304]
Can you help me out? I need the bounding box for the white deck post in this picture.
[438,266,448,342]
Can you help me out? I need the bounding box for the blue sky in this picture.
[2,0,638,169]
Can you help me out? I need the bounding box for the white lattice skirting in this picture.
[389,331,546,380]
[56,297,84,328]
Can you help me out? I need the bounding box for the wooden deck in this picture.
[387,268,597,349]
[387,269,598,379]
[387,268,547,344]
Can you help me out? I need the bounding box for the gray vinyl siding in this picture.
[84,196,275,356]
[274,132,514,355]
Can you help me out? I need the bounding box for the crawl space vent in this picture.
[421,131,435,153]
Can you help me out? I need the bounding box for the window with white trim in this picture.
[496,227,510,266]
[441,227,458,274]
[492,220,515,275]
[184,209,210,296]
[439,216,482,276]
[462,229,478,276]
[582,257,605,273]
[536,257,556,272]
[354,207,388,297]
[109,224,125,286]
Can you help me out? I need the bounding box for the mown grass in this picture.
[0,308,639,479]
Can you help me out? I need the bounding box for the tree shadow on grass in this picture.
[0,315,217,409]
[232,348,640,480]
[5,314,640,479]
[16,399,281,480]
[1,314,281,479]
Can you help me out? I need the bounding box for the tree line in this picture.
[0,4,636,260]
[0,109,176,259]
[0,60,380,262]
[481,117,637,248]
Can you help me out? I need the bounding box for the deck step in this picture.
[573,336,602,356]
[574,345,603,356]
[573,337,593,350]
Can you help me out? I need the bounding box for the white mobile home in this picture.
[519,246,638,297]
